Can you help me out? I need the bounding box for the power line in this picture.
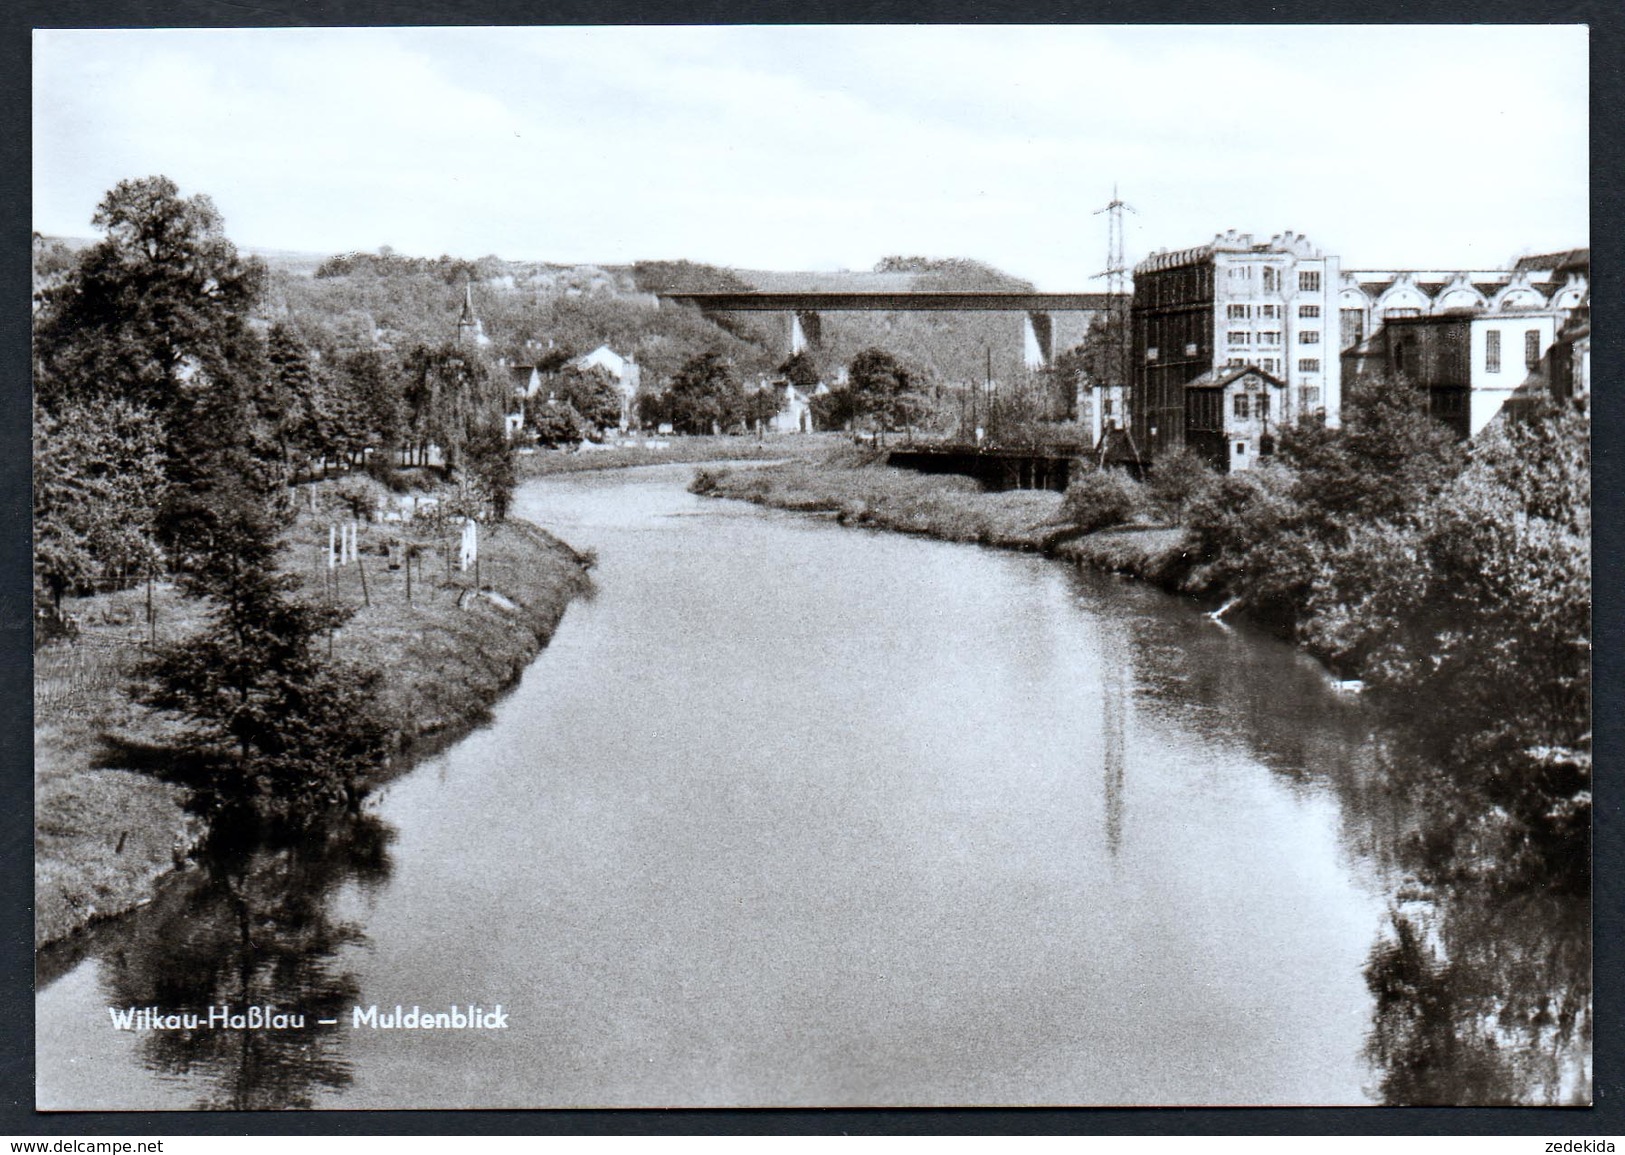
[1091,185,1139,466]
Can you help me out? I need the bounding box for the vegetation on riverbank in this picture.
[35,474,591,948]
[692,448,1078,552]
[695,380,1590,890]
[517,432,839,478]
[33,177,593,946]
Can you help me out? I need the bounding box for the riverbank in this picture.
[692,455,1197,588]
[518,432,839,478]
[35,485,592,949]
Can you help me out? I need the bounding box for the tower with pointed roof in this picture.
[457,280,490,348]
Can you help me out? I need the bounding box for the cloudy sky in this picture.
[34,25,1588,288]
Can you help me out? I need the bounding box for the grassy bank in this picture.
[693,453,1196,583]
[517,432,840,478]
[693,454,1077,552]
[35,480,592,949]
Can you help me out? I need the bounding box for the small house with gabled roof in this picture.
[1182,365,1289,472]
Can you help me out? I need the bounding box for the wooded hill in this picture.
[35,239,1050,390]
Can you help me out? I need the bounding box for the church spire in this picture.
[456,279,488,347]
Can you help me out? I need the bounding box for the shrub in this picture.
[1147,447,1217,524]
[1062,468,1142,533]
[326,474,383,522]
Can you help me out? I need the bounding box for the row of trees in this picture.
[1057,371,1587,890]
[32,176,526,825]
[1167,376,1589,886]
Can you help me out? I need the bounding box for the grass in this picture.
[34,477,592,948]
[695,457,1071,550]
[516,432,840,477]
[693,450,1196,586]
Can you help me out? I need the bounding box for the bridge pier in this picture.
[1023,311,1055,370]
[790,310,823,355]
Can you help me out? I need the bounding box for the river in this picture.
[35,463,1588,1109]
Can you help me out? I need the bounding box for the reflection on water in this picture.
[1358,738,1592,1107]
[40,814,394,1110]
[1085,571,1591,1105]
[36,465,1589,1107]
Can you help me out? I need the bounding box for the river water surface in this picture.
[39,463,1512,1108]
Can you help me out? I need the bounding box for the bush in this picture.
[1062,468,1142,533]
[364,454,413,494]
[1147,447,1217,523]
[326,474,384,522]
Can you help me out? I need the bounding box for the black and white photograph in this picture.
[30,24,1591,1112]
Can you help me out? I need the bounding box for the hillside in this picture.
[37,236,1073,390]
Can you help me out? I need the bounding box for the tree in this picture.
[34,176,275,555]
[662,351,743,434]
[1146,447,1217,524]
[1279,371,1465,528]
[464,419,518,521]
[556,365,623,433]
[529,398,588,448]
[337,347,405,462]
[847,348,922,440]
[778,350,822,389]
[137,393,389,822]
[33,396,168,617]
[744,387,783,431]
[265,324,327,474]
[1076,310,1131,390]
[402,342,501,469]
[34,176,266,418]
[809,387,856,432]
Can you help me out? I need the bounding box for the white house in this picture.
[571,344,642,430]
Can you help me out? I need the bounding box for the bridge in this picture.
[657,291,1124,370]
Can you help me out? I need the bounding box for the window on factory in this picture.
[1525,330,1541,369]
[1341,309,1366,348]
[1235,442,1247,458]
[1298,358,1321,373]
[1185,343,1199,357]
[1233,393,1251,420]
[1262,358,1279,374]
[1258,392,1271,418]
[1227,331,1251,345]
[1258,331,1281,346]
[1299,271,1321,292]
[1102,398,1114,416]
[1299,330,1321,345]
[1485,330,1501,373]
[1259,304,1280,319]
[1226,358,1248,368]
[1227,304,1250,320]
[1298,304,1320,318]
[1228,266,1250,280]
[1262,268,1281,291]
[1146,347,1159,361]
[1299,385,1321,408]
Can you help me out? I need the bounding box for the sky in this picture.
[33,25,1589,289]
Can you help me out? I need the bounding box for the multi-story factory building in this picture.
[1131,230,1341,471]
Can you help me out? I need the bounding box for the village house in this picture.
[1179,366,1288,472]
[570,344,642,430]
